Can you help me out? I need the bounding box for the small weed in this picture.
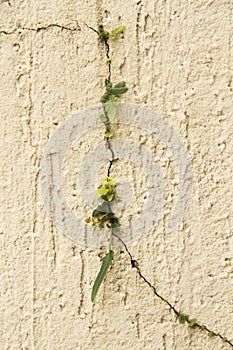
[84,23,233,348]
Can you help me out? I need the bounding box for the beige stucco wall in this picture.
[1,1,233,349]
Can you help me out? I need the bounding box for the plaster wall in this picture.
[1,1,233,349]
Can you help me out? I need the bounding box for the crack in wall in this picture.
[135,312,140,339]
[136,1,142,84]
[5,15,230,349]
[48,154,57,267]
[184,111,190,150]
[31,163,41,350]
[0,23,81,35]
[106,137,115,176]
[114,233,233,348]
[83,21,111,83]
[50,223,57,266]
[27,33,40,346]
[77,249,85,314]
[162,333,167,349]
[84,22,116,178]
[27,50,34,148]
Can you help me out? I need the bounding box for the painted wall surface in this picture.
[1,1,233,349]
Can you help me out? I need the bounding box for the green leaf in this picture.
[111,86,128,97]
[99,113,108,124]
[98,24,109,40]
[103,177,116,186]
[93,202,112,216]
[109,25,125,39]
[114,81,126,88]
[91,250,114,301]
[96,177,116,201]
[106,192,114,201]
[105,129,114,138]
[178,312,189,324]
[105,80,113,91]
[98,220,105,228]
[101,91,111,103]
[104,100,118,123]
[111,217,120,231]
[96,187,108,196]
[189,319,198,328]
[109,95,119,103]
[208,331,215,337]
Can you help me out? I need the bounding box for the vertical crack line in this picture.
[32,167,39,350]
[228,6,233,91]
[28,50,34,147]
[184,111,190,150]
[136,2,142,83]
[82,23,111,91]
[104,38,111,83]
[78,250,85,314]
[106,136,115,177]
[32,228,35,350]
[48,154,57,266]
[102,35,114,177]
[162,334,167,350]
[88,305,95,334]
[135,312,140,338]
[51,222,57,266]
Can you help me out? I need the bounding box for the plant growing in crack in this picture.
[84,23,233,348]
[85,24,127,301]
[86,176,119,301]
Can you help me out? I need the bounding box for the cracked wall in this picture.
[1,1,233,349]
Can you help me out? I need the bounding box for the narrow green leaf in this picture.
[111,86,128,97]
[91,250,114,301]
[114,81,126,88]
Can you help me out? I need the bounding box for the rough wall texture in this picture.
[1,1,233,349]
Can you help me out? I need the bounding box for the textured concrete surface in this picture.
[1,1,233,349]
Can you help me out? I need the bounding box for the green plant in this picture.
[178,311,189,324]
[98,24,125,41]
[85,23,233,348]
[85,177,120,231]
[87,175,120,302]
[86,24,127,301]
[100,80,128,138]
[91,249,114,302]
